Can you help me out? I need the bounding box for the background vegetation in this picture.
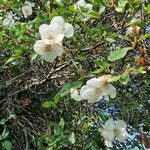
[0,0,150,149]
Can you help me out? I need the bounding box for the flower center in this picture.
[113,128,120,136]
[94,88,101,97]
[44,44,52,52]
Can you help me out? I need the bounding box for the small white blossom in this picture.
[34,16,74,62]
[99,118,128,148]
[22,5,32,18]
[70,88,82,101]
[34,23,64,62]
[50,16,74,38]
[70,75,116,103]
[76,0,93,13]
[77,0,86,6]
[2,12,14,27]
[126,25,140,36]
[80,75,116,103]
[34,39,64,63]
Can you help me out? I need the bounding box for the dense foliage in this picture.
[0,0,150,149]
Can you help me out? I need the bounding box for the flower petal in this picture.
[104,139,113,148]
[54,34,64,43]
[39,23,63,40]
[103,95,110,101]
[70,88,82,101]
[49,23,63,36]
[87,95,103,103]
[104,118,115,130]
[80,85,94,100]
[115,120,127,130]
[50,16,65,26]
[86,78,101,88]
[64,23,74,38]
[104,84,116,99]
[39,24,52,40]
[41,50,57,62]
[34,40,48,55]
[101,128,115,141]
[22,5,32,18]
[76,0,86,7]
[84,3,93,12]
[52,43,64,56]
[116,130,128,142]
[126,27,132,35]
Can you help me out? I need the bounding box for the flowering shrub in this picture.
[33,16,74,62]
[0,0,150,149]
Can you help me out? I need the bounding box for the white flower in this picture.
[33,39,64,62]
[34,16,74,62]
[39,23,64,40]
[70,88,82,101]
[22,5,32,18]
[126,25,140,36]
[77,0,86,6]
[80,75,116,103]
[34,19,65,62]
[50,16,74,38]
[2,12,14,27]
[76,0,93,12]
[99,118,128,148]
[55,0,63,5]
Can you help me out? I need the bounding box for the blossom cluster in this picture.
[2,1,141,148]
[2,1,34,27]
[33,16,74,62]
[71,75,116,103]
[99,118,128,148]
[70,75,129,147]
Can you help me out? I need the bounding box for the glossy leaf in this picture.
[108,47,132,61]
[2,140,12,150]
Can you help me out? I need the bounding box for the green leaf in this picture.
[98,112,107,121]
[0,118,7,125]
[108,75,121,82]
[125,18,141,26]
[54,126,62,135]
[59,81,82,97]
[59,118,65,130]
[1,128,9,139]
[0,0,6,4]
[42,101,57,108]
[90,11,100,18]
[119,74,130,85]
[69,132,75,144]
[2,140,12,150]
[7,114,16,120]
[5,57,16,65]
[42,81,82,108]
[108,47,132,61]
[144,4,150,14]
[138,34,150,41]
[96,59,109,68]
[129,103,143,110]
